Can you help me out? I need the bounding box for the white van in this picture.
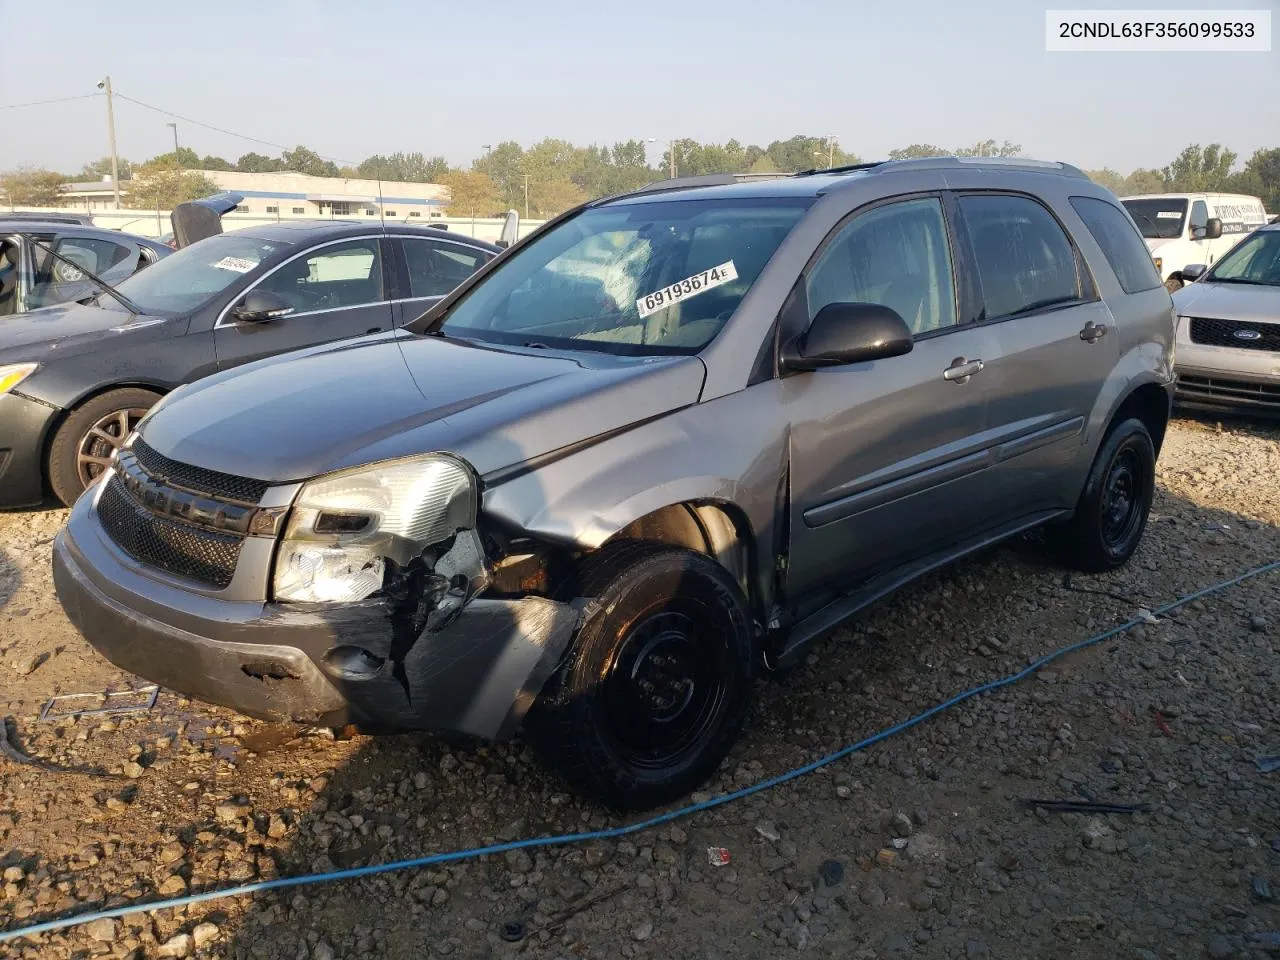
[1119,192,1267,292]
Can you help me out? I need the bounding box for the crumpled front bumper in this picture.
[51,491,580,739]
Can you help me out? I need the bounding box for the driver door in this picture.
[214,237,394,370]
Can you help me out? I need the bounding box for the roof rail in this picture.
[793,161,886,177]
[627,171,791,196]
[875,156,1091,179]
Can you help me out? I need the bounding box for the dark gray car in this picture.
[52,157,1175,809]
[0,220,499,507]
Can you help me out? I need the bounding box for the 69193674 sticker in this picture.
[636,260,738,319]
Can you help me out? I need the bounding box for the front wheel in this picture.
[47,387,161,507]
[1053,417,1156,572]
[524,543,756,810]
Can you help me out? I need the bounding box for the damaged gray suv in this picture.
[52,157,1176,810]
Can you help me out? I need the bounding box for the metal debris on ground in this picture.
[891,837,909,849]
[1255,754,1280,773]
[706,847,732,867]
[38,685,160,721]
[1020,799,1152,815]
[818,859,844,887]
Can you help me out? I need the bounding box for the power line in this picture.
[0,93,103,110]
[112,92,359,166]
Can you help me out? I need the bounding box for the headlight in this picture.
[0,363,38,396]
[273,454,477,603]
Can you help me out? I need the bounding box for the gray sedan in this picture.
[1172,222,1280,413]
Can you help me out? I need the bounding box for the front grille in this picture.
[1176,374,1280,410]
[97,476,244,588]
[1188,317,1280,352]
[131,438,269,505]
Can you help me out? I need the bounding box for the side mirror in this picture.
[1180,263,1207,282]
[1204,217,1223,240]
[780,302,913,372]
[232,290,294,323]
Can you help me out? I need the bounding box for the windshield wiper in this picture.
[1207,276,1270,285]
[27,238,143,315]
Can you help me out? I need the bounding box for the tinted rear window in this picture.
[1070,196,1163,294]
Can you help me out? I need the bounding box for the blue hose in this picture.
[3,558,1277,945]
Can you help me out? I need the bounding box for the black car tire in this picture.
[1054,417,1156,573]
[525,541,755,811]
[48,387,162,507]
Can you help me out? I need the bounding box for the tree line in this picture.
[3,138,1278,218]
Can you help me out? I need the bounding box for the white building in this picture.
[59,170,449,220]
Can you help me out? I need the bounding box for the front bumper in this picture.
[52,490,581,739]
[0,392,59,509]
[1174,319,1280,413]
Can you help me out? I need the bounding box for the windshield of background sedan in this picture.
[1121,199,1187,240]
[104,235,291,315]
[438,197,812,355]
[1205,229,1280,285]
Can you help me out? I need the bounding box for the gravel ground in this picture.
[2,414,1278,960]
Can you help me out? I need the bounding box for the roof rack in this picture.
[626,171,792,196]
[874,156,1091,179]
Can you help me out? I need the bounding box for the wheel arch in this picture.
[39,381,169,490]
[1107,379,1172,456]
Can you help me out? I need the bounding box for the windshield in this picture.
[1121,199,1187,240]
[107,234,291,315]
[1204,229,1280,285]
[437,197,812,355]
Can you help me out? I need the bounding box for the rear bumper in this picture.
[0,392,58,509]
[52,490,581,739]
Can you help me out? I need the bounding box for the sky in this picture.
[1,0,1276,177]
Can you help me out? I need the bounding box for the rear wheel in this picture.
[48,387,161,506]
[1053,417,1156,572]
[525,542,755,810]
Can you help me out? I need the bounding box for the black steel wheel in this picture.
[47,387,162,507]
[1054,417,1156,572]
[525,542,755,810]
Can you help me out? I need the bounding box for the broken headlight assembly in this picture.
[273,454,483,604]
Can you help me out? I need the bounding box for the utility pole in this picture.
[522,174,530,219]
[99,76,121,210]
[167,122,179,154]
[669,139,679,178]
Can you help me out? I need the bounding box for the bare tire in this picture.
[1164,276,1183,294]
[48,388,161,506]
[524,542,756,811]
[1054,417,1156,573]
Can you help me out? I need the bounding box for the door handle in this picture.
[1079,321,1108,343]
[366,327,383,334]
[943,357,984,384]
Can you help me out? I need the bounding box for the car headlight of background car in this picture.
[0,362,39,396]
[273,454,481,604]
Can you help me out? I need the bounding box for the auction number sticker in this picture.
[637,260,738,319]
[1156,211,1182,219]
[214,256,259,273]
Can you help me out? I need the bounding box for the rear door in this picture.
[214,236,394,370]
[391,235,493,325]
[959,192,1120,518]
[784,194,1002,596]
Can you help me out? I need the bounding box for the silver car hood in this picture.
[137,332,706,483]
[1172,281,1280,325]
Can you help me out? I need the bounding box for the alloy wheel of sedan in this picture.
[76,407,149,489]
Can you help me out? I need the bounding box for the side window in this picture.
[401,238,487,299]
[959,194,1081,320]
[39,236,132,284]
[254,239,384,314]
[805,197,957,335]
[1068,196,1162,294]
[1189,200,1209,235]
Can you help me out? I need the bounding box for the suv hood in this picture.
[138,332,707,483]
[0,300,181,362]
[1172,281,1280,325]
